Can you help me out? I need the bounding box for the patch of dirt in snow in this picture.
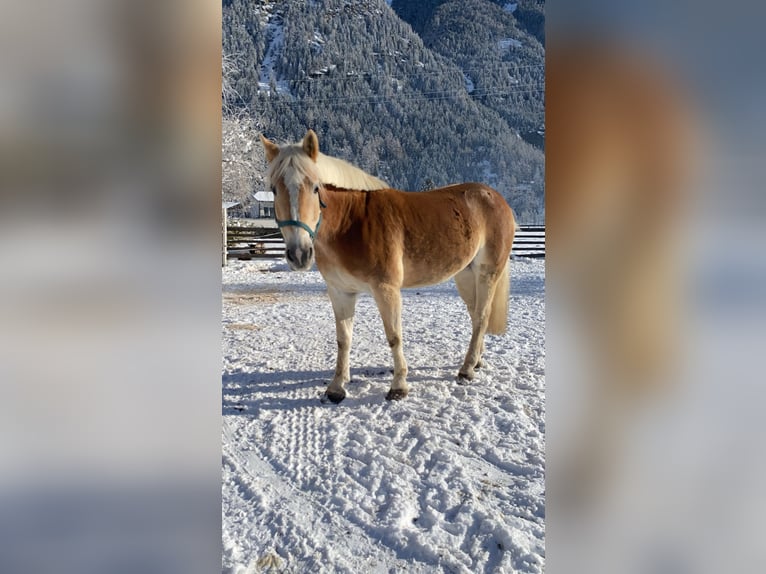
[222,258,545,573]
[224,291,281,305]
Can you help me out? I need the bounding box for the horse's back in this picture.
[391,183,515,287]
[411,182,514,245]
[395,182,512,224]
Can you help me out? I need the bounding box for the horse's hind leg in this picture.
[326,286,357,403]
[371,284,409,400]
[455,267,485,369]
[458,264,501,381]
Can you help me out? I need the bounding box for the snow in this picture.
[503,3,518,13]
[498,38,523,51]
[464,73,475,94]
[257,16,291,96]
[222,257,545,573]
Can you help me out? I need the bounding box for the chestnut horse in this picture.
[261,130,516,403]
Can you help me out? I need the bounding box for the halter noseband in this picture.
[275,193,327,241]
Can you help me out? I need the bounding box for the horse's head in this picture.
[261,130,324,271]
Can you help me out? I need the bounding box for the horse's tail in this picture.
[487,258,510,334]
[487,211,515,334]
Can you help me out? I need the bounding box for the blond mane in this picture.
[316,153,389,190]
[266,143,389,191]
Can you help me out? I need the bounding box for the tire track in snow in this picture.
[222,419,408,574]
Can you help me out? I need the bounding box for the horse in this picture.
[260,129,516,403]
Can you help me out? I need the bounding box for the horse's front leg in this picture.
[371,285,409,400]
[325,286,357,404]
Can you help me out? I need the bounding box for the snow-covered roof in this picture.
[253,191,275,202]
[223,201,240,209]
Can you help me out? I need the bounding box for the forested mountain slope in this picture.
[223,0,544,223]
[418,0,544,143]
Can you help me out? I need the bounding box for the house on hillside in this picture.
[222,200,246,219]
[253,191,274,218]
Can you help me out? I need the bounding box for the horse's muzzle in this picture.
[286,244,314,270]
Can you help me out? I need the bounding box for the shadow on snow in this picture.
[222,365,464,415]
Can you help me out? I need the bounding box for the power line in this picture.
[247,86,544,108]
[250,63,545,87]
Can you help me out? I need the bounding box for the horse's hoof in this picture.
[324,389,346,404]
[474,359,484,370]
[457,371,474,384]
[385,388,409,401]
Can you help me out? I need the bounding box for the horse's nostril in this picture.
[307,246,314,260]
[286,249,296,263]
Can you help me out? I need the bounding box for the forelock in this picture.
[266,145,320,190]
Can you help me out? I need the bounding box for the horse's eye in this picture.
[313,184,319,194]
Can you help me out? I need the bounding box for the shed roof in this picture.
[253,191,275,202]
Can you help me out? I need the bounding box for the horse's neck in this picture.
[317,187,365,240]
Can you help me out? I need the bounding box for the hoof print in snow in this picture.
[385,389,408,401]
[322,390,346,404]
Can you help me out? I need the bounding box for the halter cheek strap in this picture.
[275,196,327,241]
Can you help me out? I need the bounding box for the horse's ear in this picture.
[261,134,280,162]
[302,129,319,161]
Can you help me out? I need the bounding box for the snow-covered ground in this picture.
[222,257,545,573]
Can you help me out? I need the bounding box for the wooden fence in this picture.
[227,225,545,260]
[510,226,545,259]
[226,226,288,260]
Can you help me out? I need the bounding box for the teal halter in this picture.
[275,195,327,241]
